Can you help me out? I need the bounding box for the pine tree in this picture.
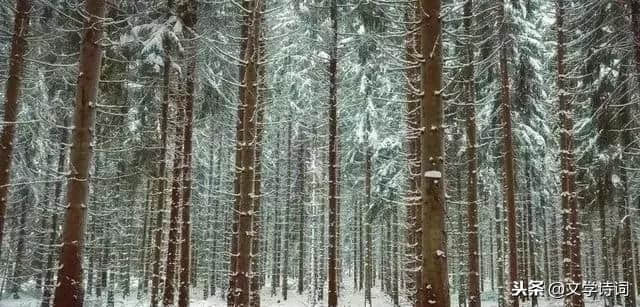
[52,0,106,305]
[0,0,32,256]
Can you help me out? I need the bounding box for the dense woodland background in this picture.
[0,0,639,306]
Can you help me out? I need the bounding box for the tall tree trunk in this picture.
[52,0,106,305]
[282,116,292,300]
[364,115,373,307]
[497,1,519,306]
[526,167,537,307]
[162,79,185,306]
[250,13,267,305]
[419,0,450,305]
[495,188,505,307]
[392,205,399,307]
[139,180,152,298]
[541,201,550,287]
[327,0,339,304]
[41,123,68,307]
[556,1,583,306]
[405,2,422,304]
[231,1,261,304]
[10,187,28,298]
[297,142,306,295]
[177,1,198,306]
[270,133,282,296]
[228,0,252,303]
[0,0,32,258]
[150,33,172,307]
[463,0,480,305]
[617,64,636,307]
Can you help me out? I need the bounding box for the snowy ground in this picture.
[0,282,624,307]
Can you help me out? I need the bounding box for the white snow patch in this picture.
[424,171,442,179]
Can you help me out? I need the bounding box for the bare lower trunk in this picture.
[463,0,480,305]
[404,2,422,304]
[0,0,32,258]
[418,0,449,305]
[327,0,339,304]
[497,1,519,306]
[556,1,583,306]
[150,34,172,307]
[162,91,185,306]
[177,2,198,306]
[52,0,106,305]
[231,1,261,305]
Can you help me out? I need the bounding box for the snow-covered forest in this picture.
[0,0,639,306]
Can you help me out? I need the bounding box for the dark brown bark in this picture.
[0,0,32,258]
[327,0,339,304]
[41,122,69,307]
[270,133,282,296]
[231,0,261,304]
[282,116,292,300]
[138,180,152,298]
[297,142,306,295]
[404,2,422,305]
[618,64,636,307]
[495,181,505,307]
[418,0,450,305]
[250,33,266,305]
[177,1,198,306]
[497,1,518,306]
[392,206,399,307]
[150,33,172,307]
[526,168,537,307]
[52,0,106,305]
[162,80,185,306]
[364,115,373,307]
[228,0,252,303]
[463,0,480,306]
[556,1,583,306]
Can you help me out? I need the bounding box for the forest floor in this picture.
[0,280,622,307]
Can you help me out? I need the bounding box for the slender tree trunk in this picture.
[150,33,172,307]
[228,0,252,303]
[162,81,185,306]
[297,142,306,295]
[419,0,450,305]
[364,115,373,307]
[177,1,198,306]
[497,1,519,306]
[556,1,583,306]
[327,0,339,304]
[405,2,422,304]
[138,180,152,298]
[42,122,68,306]
[526,168,537,307]
[495,191,505,307]
[489,193,495,291]
[463,0,480,305]
[52,0,106,305]
[618,65,636,307]
[0,0,32,256]
[282,117,292,300]
[358,199,364,291]
[271,134,282,296]
[392,205,399,307]
[231,0,260,304]
[250,12,267,304]
[541,201,550,287]
[10,187,28,298]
